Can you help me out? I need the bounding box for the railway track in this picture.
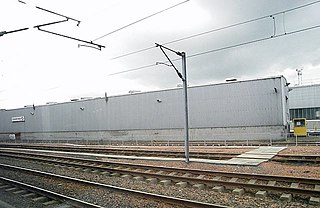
[272,154,320,164]
[0,144,239,160]
[2,139,320,147]
[0,163,229,208]
[1,144,319,164]
[0,149,319,205]
[0,176,103,208]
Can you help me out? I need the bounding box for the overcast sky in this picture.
[1,0,320,109]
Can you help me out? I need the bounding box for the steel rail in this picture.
[0,144,239,159]
[0,163,230,208]
[1,150,320,200]
[1,149,319,185]
[0,176,103,208]
[272,155,320,164]
[3,143,319,163]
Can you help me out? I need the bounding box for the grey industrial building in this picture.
[288,83,320,133]
[0,76,290,143]
[289,84,320,120]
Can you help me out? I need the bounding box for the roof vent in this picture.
[226,78,237,82]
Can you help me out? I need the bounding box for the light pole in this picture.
[156,43,189,163]
[181,52,189,163]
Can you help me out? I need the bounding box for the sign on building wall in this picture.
[12,116,25,123]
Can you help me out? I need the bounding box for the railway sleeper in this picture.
[80,165,320,204]
[3,152,320,205]
[2,185,63,207]
[309,196,320,205]
[176,181,188,188]
[133,176,145,181]
[212,186,225,192]
[146,178,158,184]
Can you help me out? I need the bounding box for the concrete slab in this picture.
[254,146,286,153]
[160,180,172,186]
[100,171,110,176]
[13,190,28,194]
[42,200,59,206]
[309,197,320,205]
[290,183,299,188]
[212,186,225,192]
[280,193,292,202]
[133,176,144,181]
[248,179,257,184]
[5,187,19,192]
[110,173,120,177]
[196,175,206,179]
[236,154,275,159]
[237,147,287,160]
[267,181,277,186]
[146,178,158,184]
[226,158,268,165]
[256,190,267,198]
[229,178,238,183]
[233,188,245,195]
[121,174,132,179]
[193,184,205,190]
[32,196,48,202]
[22,193,37,198]
[176,182,188,188]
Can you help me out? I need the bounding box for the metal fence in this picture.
[1,132,319,147]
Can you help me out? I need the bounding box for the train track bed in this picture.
[0,160,316,208]
[0,143,251,160]
[1,143,319,158]
[0,167,167,208]
[0,143,319,166]
[101,146,320,178]
[0,146,320,207]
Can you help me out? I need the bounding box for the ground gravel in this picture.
[0,146,319,208]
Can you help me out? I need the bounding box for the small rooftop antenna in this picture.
[296,68,303,86]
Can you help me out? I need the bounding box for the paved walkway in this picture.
[193,146,287,166]
[100,146,286,166]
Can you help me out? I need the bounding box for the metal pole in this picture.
[181,52,190,163]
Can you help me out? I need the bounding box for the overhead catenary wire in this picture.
[283,12,287,34]
[107,63,157,76]
[36,27,105,50]
[107,23,320,76]
[111,0,320,60]
[0,27,29,37]
[92,0,190,41]
[187,24,320,59]
[18,1,81,26]
[17,1,103,49]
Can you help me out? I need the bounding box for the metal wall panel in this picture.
[188,76,285,127]
[289,84,320,109]
[0,76,288,133]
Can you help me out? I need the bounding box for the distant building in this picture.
[289,84,320,120]
[0,76,290,142]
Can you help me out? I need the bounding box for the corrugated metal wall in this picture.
[289,84,320,109]
[0,76,288,133]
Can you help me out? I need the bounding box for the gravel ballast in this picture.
[0,146,319,208]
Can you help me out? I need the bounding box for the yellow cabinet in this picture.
[293,118,307,137]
